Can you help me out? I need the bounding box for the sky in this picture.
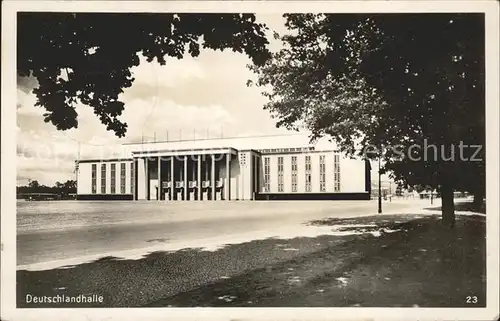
[16,13,388,186]
[16,14,294,186]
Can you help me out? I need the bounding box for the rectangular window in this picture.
[131,162,134,194]
[319,155,326,192]
[100,163,106,194]
[120,163,126,194]
[277,157,284,192]
[263,157,270,192]
[334,154,341,192]
[305,155,311,192]
[91,164,97,194]
[110,163,116,194]
[291,156,298,192]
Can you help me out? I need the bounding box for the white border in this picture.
[2,1,499,321]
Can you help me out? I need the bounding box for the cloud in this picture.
[17,88,44,116]
[17,77,239,186]
[120,96,235,140]
[130,54,205,89]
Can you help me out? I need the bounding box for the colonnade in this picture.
[133,153,232,201]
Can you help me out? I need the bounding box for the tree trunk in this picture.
[441,181,455,228]
[472,188,485,212]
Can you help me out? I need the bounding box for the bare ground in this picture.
[17,212,485,308]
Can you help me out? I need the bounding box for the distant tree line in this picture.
[17,179,77,200]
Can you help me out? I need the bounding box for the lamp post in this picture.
[378,154,382,214]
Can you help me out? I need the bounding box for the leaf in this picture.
[18,13,271,137]
[250,13,485,196]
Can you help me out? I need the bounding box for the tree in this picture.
[28,180,40,189]
[63,180,77,192]
[18,13,271,137]
[17,179,78,199]
[250,13,485,227]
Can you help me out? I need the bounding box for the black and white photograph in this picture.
[1,1,499,320]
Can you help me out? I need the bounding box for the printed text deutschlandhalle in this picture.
[25,294,104,304]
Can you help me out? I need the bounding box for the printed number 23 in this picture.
[466,296,478,304]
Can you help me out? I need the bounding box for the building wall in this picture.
[296,154,305,193]
[339,157,367,193]
[77,149,368,200]
[215,153,255,200]
[127,162,134,195]
[258,152,366,194]
[236,151,252,200]
[76,160,133,197]
[76,162,92,195]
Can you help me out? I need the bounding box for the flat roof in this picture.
[132,147,239,156]
[76,135,348,162]
[125,134,339,154]
[77,158,133,163]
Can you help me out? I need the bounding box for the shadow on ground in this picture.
[424,200,486,214]
[17,213,485,308]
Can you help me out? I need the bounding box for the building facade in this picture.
[76,136,371,201]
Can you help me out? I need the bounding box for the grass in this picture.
[17,212,486,308]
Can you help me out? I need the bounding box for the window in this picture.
[130,162,134,194]
[334,154,341,192]
[291,156,298,192]
[91,164,97,194]
[239,154,247,166]
[100,164,106,194]
[110,163,116,194]
[120,163,126,194]
[277,157,284,192]
[319,155,326,192]
[263,157,270,192]
[305,155,312,192]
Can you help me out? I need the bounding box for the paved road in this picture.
[17,199,428,269]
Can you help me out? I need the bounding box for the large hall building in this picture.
[75,135,372,201]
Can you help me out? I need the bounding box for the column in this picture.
[191,158,196,200]
[183,155,188,201]
[137,158,145,200]
[145,158,150,200]
[157,156,162,201]
[211,154,216,200]
[225,153,231,200]
[197,155,202,201]
[132,159,137,200]
[251,155,255,200]
[170,156,174,200]
[135,158,139,200]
